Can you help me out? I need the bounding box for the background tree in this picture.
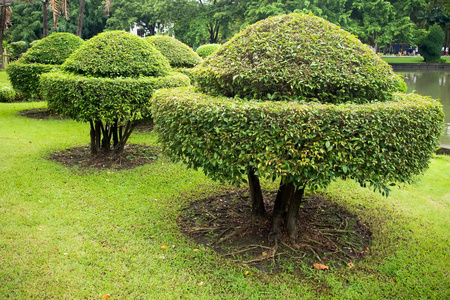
[418,23,445,62]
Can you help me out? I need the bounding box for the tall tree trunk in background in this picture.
[0,6,6,70]
[42,0,49,37]
[77,0,85,37]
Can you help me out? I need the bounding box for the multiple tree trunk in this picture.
[89,120,134,156]
[247,169,306,243]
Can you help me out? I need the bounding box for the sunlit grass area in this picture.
[1,101,449,299]
[381,56,450,63]
[0,71,10,84]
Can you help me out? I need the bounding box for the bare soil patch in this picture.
[19,108,66,120]
[179,189,371,274]
[49,144,161,170]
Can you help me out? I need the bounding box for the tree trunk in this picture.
[0,6,6,71]
[247,168,266,220]
[42,0,48,37]
[90,120,98,155]
[286,186,305,241]
[77,0,86,37]
[269,180,294,243]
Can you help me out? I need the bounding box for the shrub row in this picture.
[152,87,443,194]
[41,71,189,124]
[7,62,59,99]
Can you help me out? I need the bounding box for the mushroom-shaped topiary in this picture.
[146,35,202,68]
[195,14,406,103]
[196,44,221,58]
[6,32,84,99]
[40,31,189,156]
[152,14,443,242]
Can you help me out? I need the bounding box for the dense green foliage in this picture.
[5,32,82,99]
[0,83,17,102]
[41,71,189,123]
[418,24,446,63]
[20,33,84,65]
[6,62,59,99]
[196,14,405,103]
[145,36,202,68]
[8,0,109,43]
[41,30,187,155]
[63,31,170,78]
[152,87,443,194]
[196,44,221,58]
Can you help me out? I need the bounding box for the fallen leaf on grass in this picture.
[313,263,330,270]
[347,262,354,269]
[160,245,168,250]
[193,249,199,252]
[198,282,205,286]
[102,294,111,299]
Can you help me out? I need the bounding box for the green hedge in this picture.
[6,62,59,99]
[20,32,84,65]
[63,31,170,78]
[195,13,405,103]
[0,83,17,102]
[196,44,220,58]
[40,71,189,123]
[152,87,443,194]
[146,36,202,68]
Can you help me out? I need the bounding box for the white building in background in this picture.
[130,22,174,37]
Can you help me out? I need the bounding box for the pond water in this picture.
[397,71,450,145]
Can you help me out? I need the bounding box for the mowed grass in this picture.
[1,101,449,299]
[381,56,450,63]
[0,71,10,84]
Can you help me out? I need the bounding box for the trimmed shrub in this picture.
[418,24,445,63]
[195,14,405,103]
[41,31,187,155]
[196,44,220,58]
[63,31,170,78]
[9,41,27,60]
[152,13,444,241]
[20,32,84,65]
[7,62,59,100]
[174,67,196,84]
[146,36,202,68]
[6,33,83,99]
[0,83,17,102]
[153,87,443,191]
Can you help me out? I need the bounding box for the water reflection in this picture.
[397,71,450,145]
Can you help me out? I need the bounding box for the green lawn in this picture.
[381,56,450,63]
[0,71,10,84]
[1,101,449,299]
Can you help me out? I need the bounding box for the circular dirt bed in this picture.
[49,144,161,170]
[179,189,371,274]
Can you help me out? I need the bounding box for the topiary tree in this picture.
[146,35,202,68]
[196,43,220,58]
[6,32,84,99]
[40,31,190,156]
[152,14,444,242]
[418,24,445,63]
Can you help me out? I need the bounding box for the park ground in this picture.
[1,97,449,299]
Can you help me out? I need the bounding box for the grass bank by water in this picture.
[381,56,450,64]
[1,101,449,299]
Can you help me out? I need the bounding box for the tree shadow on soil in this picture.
[178,189,372,275]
